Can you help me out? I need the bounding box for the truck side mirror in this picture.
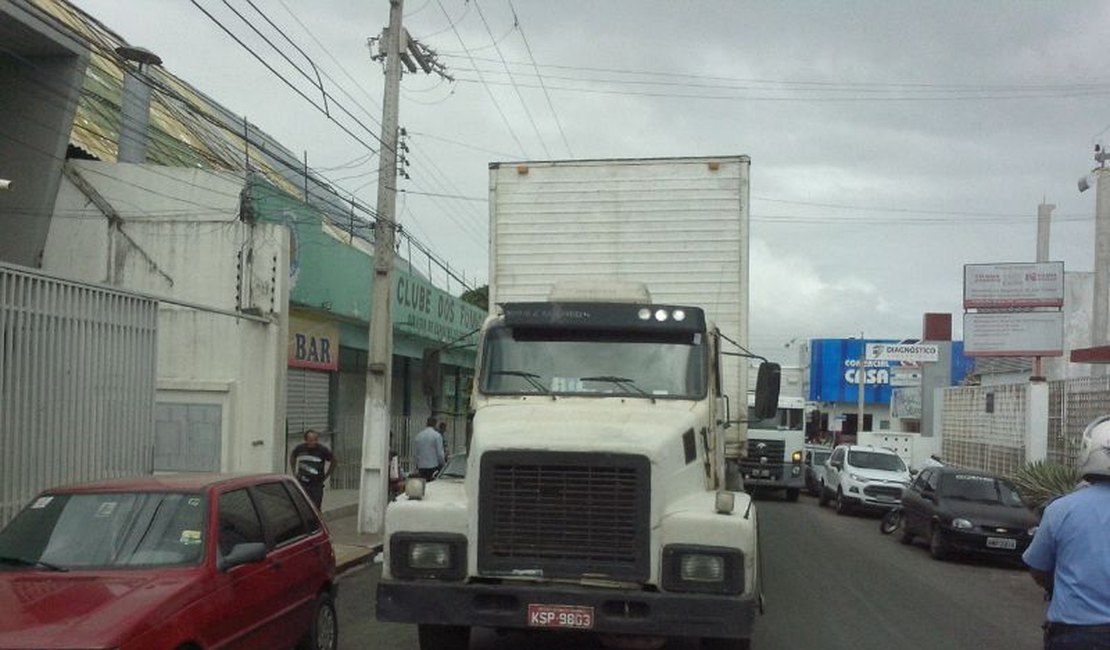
[753,362,781,420]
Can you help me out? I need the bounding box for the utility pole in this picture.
[857,333,866,437]
[359,0,451,534]
[1093,162,1110,377]
[1036,202,1054,263]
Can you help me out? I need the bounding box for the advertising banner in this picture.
[866,342,939,363]
[964,262,1064,309]
[963,312,1064,357]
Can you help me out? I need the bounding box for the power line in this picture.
[473,0,548,158]
[443,53,1110,93]
[508,0,572,158]
[435,0,528,158]
[409,130,518,159]
[189,0,384,153]
[451,76,1110,103]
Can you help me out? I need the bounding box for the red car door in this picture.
[251,481,321,641]
[202,486,289,650]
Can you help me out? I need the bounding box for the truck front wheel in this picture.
[702,637,751,650]
[418,624,470,650]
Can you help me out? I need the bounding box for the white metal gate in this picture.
[0,264,157,525]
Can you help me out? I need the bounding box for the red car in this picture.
[0,473,338,650]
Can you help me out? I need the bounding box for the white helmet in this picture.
[1077,415,1110,480]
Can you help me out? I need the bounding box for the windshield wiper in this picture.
[580,376,654,401]
[490,370,550,395]
[0,555,68,572]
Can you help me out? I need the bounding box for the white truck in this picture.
[742,395,808,501]
[376,157,778,650]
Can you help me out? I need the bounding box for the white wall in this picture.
[42,161,289,472]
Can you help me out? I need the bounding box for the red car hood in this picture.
[0,568,202,649]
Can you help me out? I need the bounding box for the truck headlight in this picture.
[409,542,451,569]
[662,545,743,595]
[390,533,466,580]
[680,554,725,582]
[791,450,803,463]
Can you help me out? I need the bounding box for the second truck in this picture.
[376,157,779,650]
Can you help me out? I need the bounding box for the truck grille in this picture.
[745,438,785,460]
[478,451,650,581]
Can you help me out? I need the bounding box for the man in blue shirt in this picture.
[413,416,445,480]
[1024,415,1110,649]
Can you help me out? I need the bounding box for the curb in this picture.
[323,502,359,523]
[335,543,383,576]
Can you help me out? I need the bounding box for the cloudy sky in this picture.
[70,0,1110,363]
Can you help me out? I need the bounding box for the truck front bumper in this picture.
[377,579,758,639]
[739,462,805,489]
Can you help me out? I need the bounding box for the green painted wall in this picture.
[252,178,482,364]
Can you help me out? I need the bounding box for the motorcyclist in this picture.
[1023,415,1110,649]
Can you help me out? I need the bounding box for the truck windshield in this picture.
[480,325,707,399]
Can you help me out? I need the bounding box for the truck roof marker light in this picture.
[516,164,529,175]
[707,161,720,171]
[673,309,686,322]
[405,477,426,500]
[655,309,668,322]
[638,308,652,320]
[715,490,735,514]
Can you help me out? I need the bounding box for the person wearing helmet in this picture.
[1023,415,1110,649]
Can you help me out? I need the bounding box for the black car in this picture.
[899,466,1038,561]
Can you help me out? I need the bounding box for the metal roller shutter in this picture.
[286,368,331,435]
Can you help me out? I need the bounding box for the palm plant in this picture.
[1011,461,1080,512]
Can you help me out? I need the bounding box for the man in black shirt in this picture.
[289,429,335,510]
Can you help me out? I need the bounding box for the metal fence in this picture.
[940,382,1026,476]
[1047,376,1110,467]
[329,412,469,490]
[0,264,157,525]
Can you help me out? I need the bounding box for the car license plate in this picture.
[986,537,1017,550]
[527,604,594,630]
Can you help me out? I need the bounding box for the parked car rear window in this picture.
[940,474,1025,506]
[847,450,905,472]
[254,482,308,546]
[0,492,205,569]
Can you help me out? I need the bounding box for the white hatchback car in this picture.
[819,444,912,515]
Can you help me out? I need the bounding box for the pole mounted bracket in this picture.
[369,362,387,375]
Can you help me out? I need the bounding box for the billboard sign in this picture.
[890,387,922,419]
[964,262,1065,309]
[890,368,923,387]
[866,342,939,363]
[963,312,1064,357]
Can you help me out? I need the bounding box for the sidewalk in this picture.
[320,489,382,574]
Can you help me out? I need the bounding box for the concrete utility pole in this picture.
[358,0,404,535]
[857,334,866,436]
[358,0,451,534]
[1036,202,1054,263]
[1094,165,1110,351]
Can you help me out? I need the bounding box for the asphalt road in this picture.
[337,494,1047,649]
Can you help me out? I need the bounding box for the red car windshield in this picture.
[0,492,206,570]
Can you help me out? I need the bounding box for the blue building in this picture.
[806,338,973,439]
